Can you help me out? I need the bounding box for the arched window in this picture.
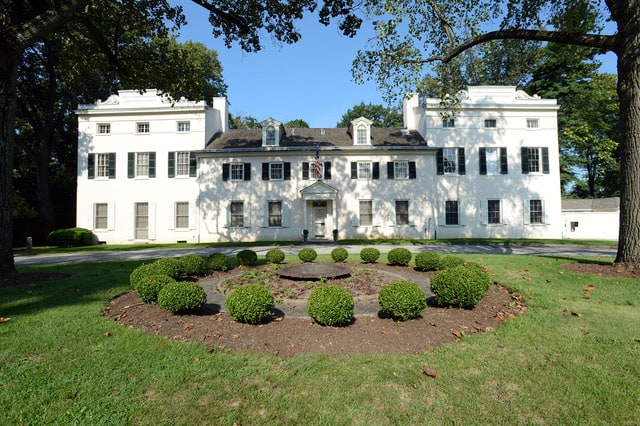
[265,126,276,146]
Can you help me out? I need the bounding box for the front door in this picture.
[313,205,327,239]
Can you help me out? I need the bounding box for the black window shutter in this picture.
[302,162,309,180]
[479,148,487,175]
[436,149,444,175]
[387,162,395,179]
[168,152,175,178]
[457,148,466,175]
[222,163,229,181]
[500,147,508,174]
[108,153,116,178]
[372,162,380,179]
[149,152,156,178]
[88,153,95,179]
[351,162,357,179]
[408,161,416,179]
[542,147,550,174]
[244,163,251,180]
[127,153,134,178]
[324,161,331,179]
[521,147,529,174]
[189,152,197,177]
[262,163,270,180]
[284,162,291,180]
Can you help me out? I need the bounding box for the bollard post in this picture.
[26,236,33,255]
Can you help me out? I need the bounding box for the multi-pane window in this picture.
[442,118,455,128]
[358,162,372,179]
[265,126,276,146]
[136,152,149,177]
[521,147,549,174]
[96,153,110,178]
[231,163,245,181]
[527,119,539,129]
[529,200,544,224]
[268,201,282,227]
[97,123,111,135]
[359,200,373,226]
[485,148,500,174]
[176,152,190,176]
[356,125,367,144]
[527,147,541,173]
[135,202,149,239]
[443,148,458,174]
[230,201,244,227]
[487,200,501,224]
[177,121,190,133]
[175,202,189,228]
[394,161,409,179]
[309,161,323,179]
[137,122,149,134]
[445,200,459,225]
[484,119,497,128]
[395,200,409,225]
[270,163,283,180]
[94,203,108,229]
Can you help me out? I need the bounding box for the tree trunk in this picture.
[0,44,20,275]
[614,3,640,268]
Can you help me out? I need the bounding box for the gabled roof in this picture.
[561,197,620,212]
[205,127,427,150]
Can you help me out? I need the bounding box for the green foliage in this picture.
[336,102,403,127]
[154,257,184,279]
[298,248,317,263]
[414,252,442,271]
[378,280,426,321]
[307,285,354,326]
[236,249,258,266]
[135,274,176,304]
[360,247,380,263]
[285,118,310,128]
[387,247,412,266]
[129,263,162,288]
[430,263,492,308]
[46,227,95,247]
[331,247,349,263]
[157,281,208,314]
[179,254,206,276]
[265,248,286,264]
[438,255,465,270]
[225,284,275,324]
[207,252,229,271]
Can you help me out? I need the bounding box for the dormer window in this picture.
[357,125,367,144]
[350,117,373,145]
[261,119,283,147]
[265,126,276,146]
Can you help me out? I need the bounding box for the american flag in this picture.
[315,146,321,179]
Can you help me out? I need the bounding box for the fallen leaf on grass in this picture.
[452,330,462,338]
[0,317,10,323]
[194,358,200,363]
[423,368,438,378]
[571,311,582,317]
[103,331,111,337]
[585,285,595,292]
[558,271,565,275]
[274,317,283,321]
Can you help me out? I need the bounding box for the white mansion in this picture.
[75,86,562,244]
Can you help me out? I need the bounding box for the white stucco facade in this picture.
[76,86,562,244]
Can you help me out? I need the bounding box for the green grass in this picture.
[1,252,639,424]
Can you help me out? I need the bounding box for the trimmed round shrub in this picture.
[331,247,349,263]
[438,255,466,270]
[307,285,354,326]
[47,227,95,247]
[298,248,317,263]
[130,263,162,288]
[265,248,286,264]
[414,252,441,271]
[236,249,258,266]
[135,274,176,303]
[207,252,229,271]
[360,247,380,264]
[430,264,492,308]
[387,248,412,266]
[378,280,427,321]
[180,254,206,276]
[157,281,207,314]
[154,257,184,279]
[225,284,275,324]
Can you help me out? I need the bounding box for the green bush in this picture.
[331,247,349,263]
[298,248,317,263]
[46,227,95,247]
[265,248,286,264]
[207,252,229,271]
[430,264,492,308]
[225,284,275,324]
[307,285,354,326]
[135,274,176,303]
[130,263,162,288]
[387,248,412,266]
[179,254,206,276]
[378,280,427,321]
[438,255,465,270]
[237,249,258,266]
[414,252,441,271]
[157,281,208,314]
[154,258,184,279]
[360,247,380,263]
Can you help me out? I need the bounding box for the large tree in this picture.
[353,0,640,269]
[336,102,403,127]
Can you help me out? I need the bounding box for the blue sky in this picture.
[174,3,618,128]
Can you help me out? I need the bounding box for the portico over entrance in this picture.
[300,181,339,240]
